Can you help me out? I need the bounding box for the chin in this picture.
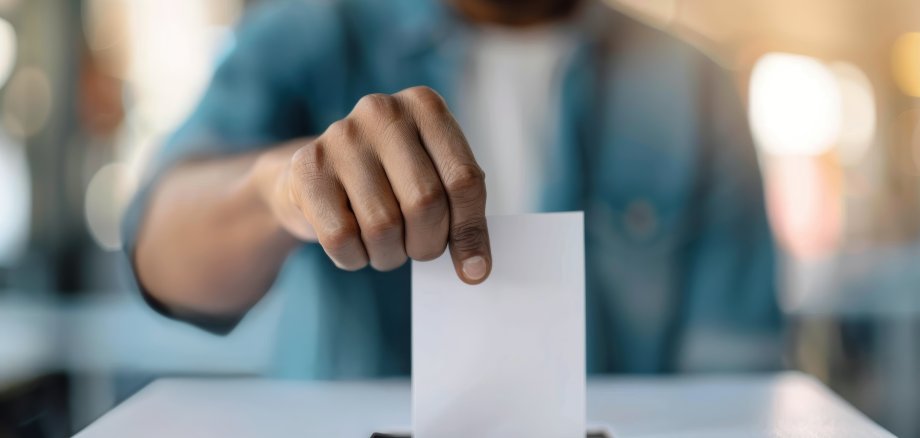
[449,0,581,25]
[460,0,579,14]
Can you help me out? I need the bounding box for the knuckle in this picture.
[362,209,403,243]
[325,118,360,143]
[450,218,487,253]
[403,86,447,112]
[291,143,326,182]
[321,221,360,254]
[355,93,399,119]
[444,163,486,197]
[403,183,446,218]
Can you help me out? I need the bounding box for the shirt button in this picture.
[623,198,658,241]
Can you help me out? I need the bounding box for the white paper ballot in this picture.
[412,212,585,438]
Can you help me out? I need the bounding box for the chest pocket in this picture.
[589,113,699,254]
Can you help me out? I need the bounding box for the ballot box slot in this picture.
[370,429,613,438]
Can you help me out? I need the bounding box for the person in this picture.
[123,0,783,378]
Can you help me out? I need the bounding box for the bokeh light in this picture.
[749,53,842,156]
[84,162,136,251]
[0,18,17,89]
[763,156,842,259]
[118,0,241,193]
[82,0,130,78]
[0,0,17,13]
[125,0,240,134]
[892,32,920,98]
[1,66,52,139]
[0,133,29,265]
[830,62,876,166]
[898,109,920,176]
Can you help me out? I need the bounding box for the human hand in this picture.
[264,86,491,284]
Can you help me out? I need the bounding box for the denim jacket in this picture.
[123,0,783,378]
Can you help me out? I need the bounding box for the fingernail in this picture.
[462,256,487,281]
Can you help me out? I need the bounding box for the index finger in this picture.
[395,86,491,284]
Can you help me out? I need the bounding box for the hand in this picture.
[263,86,491,284]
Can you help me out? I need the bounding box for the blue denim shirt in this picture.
[123,0,783,378]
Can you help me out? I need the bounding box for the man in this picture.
[124,0,783,378]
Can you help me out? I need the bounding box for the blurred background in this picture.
[0,0,919,436]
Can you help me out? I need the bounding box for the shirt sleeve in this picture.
[120,1,347,334]
[676,61,785,371]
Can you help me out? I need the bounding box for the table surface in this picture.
[76,371,892,438]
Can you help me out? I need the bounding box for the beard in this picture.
[478,0,579,12]
[451,0,581,25]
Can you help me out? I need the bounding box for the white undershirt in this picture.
[456,25,575,215]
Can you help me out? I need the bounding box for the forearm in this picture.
[134,141,305,317]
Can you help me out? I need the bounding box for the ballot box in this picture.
[75,372,892,437]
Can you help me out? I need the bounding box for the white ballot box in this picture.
[75,372,893,437]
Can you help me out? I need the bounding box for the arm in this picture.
[134,87,493,321]
[134,142,302,318]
